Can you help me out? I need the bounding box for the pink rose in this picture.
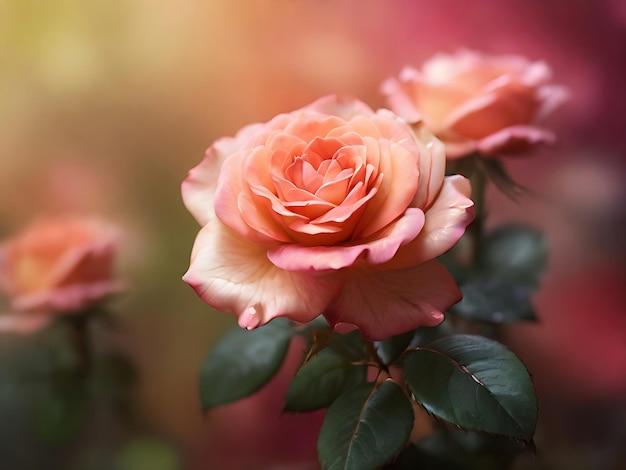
[381,49,568,159]
[182,95,474,340]
[0,216,124,333]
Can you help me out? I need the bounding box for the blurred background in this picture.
[1,1,625,468]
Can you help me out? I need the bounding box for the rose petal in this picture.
[444,84,537,140]
[410,126,447,209]
[216,149,292,244]
[536,85,570,121]
[12,280,127,312]
[323,259,461,340]
[0,312,51,335]
[379,72,422,124]
[183,221,344,329]
[182,135,248,226]
[355,139,419,238]
[267,208,425,271]
[305,94,375,121]
[477,125,556,156]
[388,175,474,268]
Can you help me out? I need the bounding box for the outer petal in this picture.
[303,94,375,120]
[12,280,127,312]
[410,125,447,210]
[439,139,478,159]
[379,72,422,124]
[267,208,425,272]
[445,86,537,140]
[477,125,556,156]
[390,175,474,268]
[0,312,51,335]
[323,259,461,340]
[536,85,570,121]
[182,137,238,226]
[183,221,345,329]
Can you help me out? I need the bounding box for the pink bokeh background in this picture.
[1,1,625,468]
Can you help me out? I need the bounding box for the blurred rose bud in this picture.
[0,216,125,333]
[381,49,568,159]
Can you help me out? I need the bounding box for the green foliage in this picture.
[452,276,537,323]
[450,224,546,324]
[375,330,414,366]
[285,346,366,412]
[386,427,526,470]
[318,381,414,470]
[403,334,537,442]
[481,224,547,287]
[199,318,293,410]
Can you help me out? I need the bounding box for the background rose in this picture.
[182,95,474,340]
[0,216,124,332]
[380,49,569,159]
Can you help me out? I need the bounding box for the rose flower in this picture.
[380,49,568,159]
[182,95,474,340]
[0,216,124,333]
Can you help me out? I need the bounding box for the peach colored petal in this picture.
[267,208,425,272]
[415,82,474,132]
[323,260,461,340]
[0,312,51,335]
[444,85,537,140]
[12,280,127,313]
[379,71,422,124]
[283,115,347,143]
[182,136,243,226]
[304,94,375,120]
[214,148,290,244]
[183,221,344,329]
[0,217,122,308]
[477,125,556,156]
[440,141,478,159]
[519,60,553,87]
[536,85,570,121]
[410,126,446,210]
[388,175,474,268]
[355,140,419,238]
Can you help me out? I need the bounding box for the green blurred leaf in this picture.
[404,335,537,442]
[451,276,537,323]
[318,381,414,470]
[33,374,88,443]
[481,225,547,286]
[477,158,528,202]
[386,428,525,470]
[285,347,366,412]
[116,436,180,470]
[199,318,293,410]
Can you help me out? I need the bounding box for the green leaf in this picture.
[318,381,414,470]
[477,158,528,202]
[327,331,367,361]
[408,321,455,348]
[481,225,547,286]
[375,330,414,366]
[285,347,366,412]
[451,276,537,323]
[403,335,537,442]
[199,318,293,410]
[300,327,335,369]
